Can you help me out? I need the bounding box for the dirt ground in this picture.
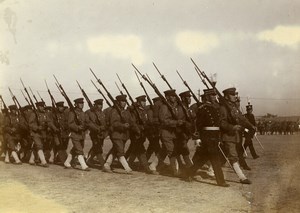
[0,134,300,213]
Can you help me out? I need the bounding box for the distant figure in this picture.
[243,104,259,159]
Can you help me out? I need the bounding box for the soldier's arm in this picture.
[28,112,39,132]
[110,109,126,131]
[68,111,80,132]
[86,111,100,132]
[219,105,235,131]
[159,104,178,128]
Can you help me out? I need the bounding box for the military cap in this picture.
[164,89,176,96]
[246,105,253,110]
[22,105,32,111]
[203,88,216,96]
[179,91,191,98]
[136,95,146,102]
[8,105,18,111]
[35,101,45,107]
[74,98,84,104]
[44,106,52,111]
[152,97,161,102]
[55,101,64,107]
[115,94,127,102]
[94,99,103,105]
[222,87,236,96]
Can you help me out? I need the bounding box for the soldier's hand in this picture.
[194,139,201,147]
[233,125,242,131]
[123,123,130,129]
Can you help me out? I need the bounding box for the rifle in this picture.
[90,68,125,122]
[153,62,192,121]
[191,58,254,129]
[29,87,39,103]
[115,81,130,107]
[20,78,40,125]
[132,63,178,120]
[0,95,11,123]
[37,91,45,103]
[134,71,153,107]
[44,79,62,135]
[8,87,29,123]
[76,80,93,109]
[176,70,200,105]
[116,73,144,125]
[194,67,210,89]
[91,80,112,107]
[21,90,31,105]
[53,75,81,126]
[45,80,56,109]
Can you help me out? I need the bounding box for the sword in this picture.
[254,133,264,150]
[218,142,234,171]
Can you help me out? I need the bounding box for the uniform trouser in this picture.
[223,141,239,164]
[53,136,68,163]
[0,135,7,155]
[110,138,127,158]
[176,134,190,156]
[20,136,32,161]
[70,137,85,156]
[243,137,258,158]
[190,143,226,185]
[236,142,249,167]
[44,136,54,161]
[6,134,20,152]
[146,135,161,159]
[89,135,104,155]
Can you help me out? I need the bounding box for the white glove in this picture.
[194,139,201,147]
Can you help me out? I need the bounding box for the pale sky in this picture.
[0,0,299,116]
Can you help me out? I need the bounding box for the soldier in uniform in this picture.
[243,104,259,159]
[28,101,49,167]
[187,89,229,187]
[102,94,139,173]
[146,97,163,161]
[64,98,90,171]
[86,99,107,168]
[219,87,255,184]
[3,105,22,164]
[157,89,190,177]
[50,101,69,165]
[126,95,154,174]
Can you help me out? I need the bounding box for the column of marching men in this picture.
[0,87,261,187]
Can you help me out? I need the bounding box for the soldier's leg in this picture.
[225,141,251,184]
[115,139,132,173]
[33,135,48,167]
[236,142,250,170]
[72,138,89,171]
[247,139,259,159]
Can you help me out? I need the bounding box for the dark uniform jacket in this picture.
[220,101,254,143]
[28,110,52,138]
[68,108,87,140]
[109,106,139,140]
[86,107,107,139]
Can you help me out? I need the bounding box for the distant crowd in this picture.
[256,120,299,135]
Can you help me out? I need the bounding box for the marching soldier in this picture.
[219,87,255,184]
[187,89,229,187]
[51,101,69,165]
[157,89,190,177]
[19,105,32,162]
[64,98,90,171]
[3,105,22,164]
[86,99,107,168]
[102,94,139,173]
[146,97,163,160]
[28,101,50,167]
[243,104,259,159]
[127,95,154,174]
[1,108,9,162]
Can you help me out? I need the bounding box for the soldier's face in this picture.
[38,106,45,112]
[58,106,64,112]
[95,104,103,110]
[209,95,217,103]
[227,94,237,102]
[119,101,126,108]
[139,101,146,108]
[168,95,177,103]
[77,103,84,109]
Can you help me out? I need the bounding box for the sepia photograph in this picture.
[0,0,300,212]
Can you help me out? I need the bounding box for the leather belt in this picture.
[203,127,220,130]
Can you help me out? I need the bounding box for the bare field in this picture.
[1,134,300,213]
